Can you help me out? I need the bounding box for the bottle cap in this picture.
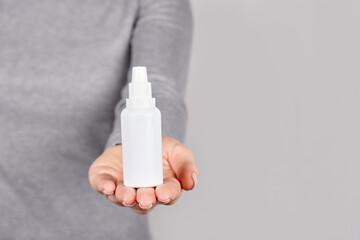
[127,66,155,108]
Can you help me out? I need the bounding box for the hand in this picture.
[88,135,199,214]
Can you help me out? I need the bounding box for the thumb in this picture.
[168,144,199,191]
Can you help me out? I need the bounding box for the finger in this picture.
[89,173,116,195]
[115,182,136,207]
[169,145,199,191]
[136,187,156,209]
[131,203,156,215]
[155,178,182,205]
[105,194,124,207]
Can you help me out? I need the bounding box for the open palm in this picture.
[88,135,199,214]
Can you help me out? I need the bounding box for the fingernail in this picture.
[192,172,198,188]
[139,203,153,209]
[122,201,136,207]
[159,199,171,204]
[103,190,113,195]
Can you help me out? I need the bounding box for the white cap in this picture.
[131,66,148,83]
[127,66,155,108]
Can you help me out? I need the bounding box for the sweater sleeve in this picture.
[104,0,193,149]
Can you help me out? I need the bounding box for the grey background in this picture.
[150,0,360,240]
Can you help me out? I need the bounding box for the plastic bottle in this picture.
[121,66,163,187]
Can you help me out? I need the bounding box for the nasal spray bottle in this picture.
[121,66,163,187]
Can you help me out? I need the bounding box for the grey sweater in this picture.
[0,0,192,239]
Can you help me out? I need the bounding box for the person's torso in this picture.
[0,1,150,239]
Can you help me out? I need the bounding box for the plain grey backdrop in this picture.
[149,0,360,239]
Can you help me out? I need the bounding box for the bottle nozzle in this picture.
[127,66,155,107]
[132,66,148,83]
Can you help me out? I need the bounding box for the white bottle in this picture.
[121,66,163,187]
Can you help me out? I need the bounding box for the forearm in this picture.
[105,0,193,149]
